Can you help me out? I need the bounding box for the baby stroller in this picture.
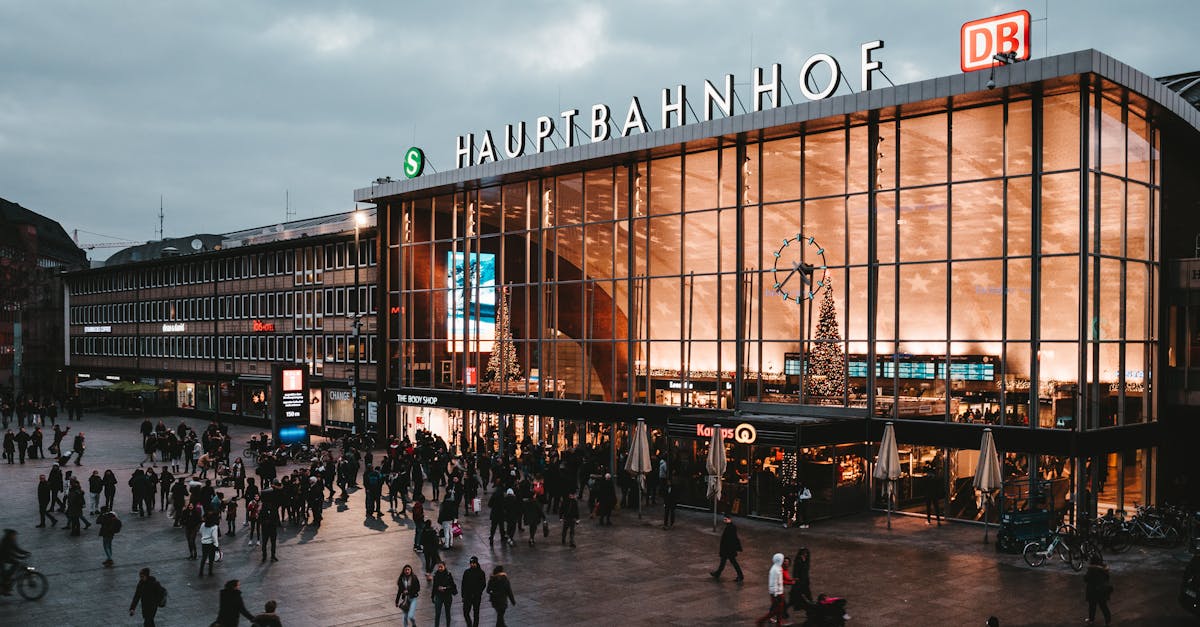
[802,594,849,627]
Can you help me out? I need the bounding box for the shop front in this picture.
[665,416,870,522]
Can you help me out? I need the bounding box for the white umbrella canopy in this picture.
[874,422,901,528]
[624,419,652,517]
[76,379,113,389]
[974,429,1002,492]
[974,428,1003,541]
[705,425,726,529]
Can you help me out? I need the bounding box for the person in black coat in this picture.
[486,565,517,627]
[129,567,166,627]
[461,556,486,627]
[71,432,85,466]
[662,480,678,530]
[215,579,255,626]
[421,520,441,578]
[1083,555,1113,625]
[14,428,29,464]
[36,475,58,527]
[488,488,508,546]
[560,491,581,547]
[430,561,457,626]
[710,516,744,581]
[790,547,812,610]
[49,464,65,511]
[2,430,13,464]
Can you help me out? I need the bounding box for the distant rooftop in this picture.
[100,207,376,266]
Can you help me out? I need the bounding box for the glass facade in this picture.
[390,78,1159,429]
[376,68,1187,520]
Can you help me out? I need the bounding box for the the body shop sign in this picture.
[272,364,309,444]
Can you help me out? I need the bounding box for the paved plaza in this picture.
[0,411,1192,626]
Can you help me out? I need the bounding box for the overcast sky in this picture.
[2,0,1196,259]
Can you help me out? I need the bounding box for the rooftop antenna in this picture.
[157,195,164,240]
[285,189,296,222]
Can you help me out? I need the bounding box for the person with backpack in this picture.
[129,567,167,627]
[486,565,517,627]
[97,506,122,567]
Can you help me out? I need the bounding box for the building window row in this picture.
[69,285,378,326]
[71,333,378,365]
[68,237,377,295]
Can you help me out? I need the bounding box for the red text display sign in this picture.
[961,10,1030,72]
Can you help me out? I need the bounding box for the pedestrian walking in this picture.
[396,564,421,627]
[102,469,118,510]
[14,427,29,464]
[487,489,507,546]
[1083,555,1113,625]
[431,560,458,627]
[260,505,279,562]
[49,464,65,511]
[225,497,238,537]
[88,470,103,514]
[755,553,788,626]
[522,494,544,547]
[796,481,812,528]
[36,474,58,528]
[421,520,441,579]
[66,481,90,536]
[215,579,256,627]
[128,567,167,627]
[925,470,944,526]
[790,547,813,611]
[97,506,122,567]
[71,432,85,465]
[662,480,678,529]
[2,429,13,464]
[461,556,486,627]
[710,516,745,581]
[439,493,459,549]
[559,490,580,547]
[486,565,517,627]
[199,514,220,576]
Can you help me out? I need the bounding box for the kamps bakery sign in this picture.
[453,41,887,169]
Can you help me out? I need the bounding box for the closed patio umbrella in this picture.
[623,418,652,519]
[974,428,1003,542]
[873,422,901,529]
[705,424,726,531]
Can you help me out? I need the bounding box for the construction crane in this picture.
[72,229,146,251]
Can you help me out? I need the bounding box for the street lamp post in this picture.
[352,209,368,436]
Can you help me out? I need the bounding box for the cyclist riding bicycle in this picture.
[0,529,30,595]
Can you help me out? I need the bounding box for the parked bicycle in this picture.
[1024,524,1086,571]
[1124,505,1184,548]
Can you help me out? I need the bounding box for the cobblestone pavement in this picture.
[0,411,1193,626]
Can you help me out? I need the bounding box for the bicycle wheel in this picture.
[1023,541,1046,567]
[1164,526,1183,548]
[16,570,47,601]
[1067,545,1085,571]
[1080,537,1103,563]
[1107,528,1131,553]
[242,448,256,461]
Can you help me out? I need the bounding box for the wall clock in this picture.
[771,234,829,303]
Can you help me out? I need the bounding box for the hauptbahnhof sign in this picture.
[454,41,886,169]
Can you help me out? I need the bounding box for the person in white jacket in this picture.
[198,514,220,577]
[755,553,787,626]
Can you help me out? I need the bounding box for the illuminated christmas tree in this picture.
[806,281,846,399]
[486,285,519,389]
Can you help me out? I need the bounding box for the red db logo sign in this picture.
[961,10,1030,72]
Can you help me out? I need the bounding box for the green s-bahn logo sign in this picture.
[404,147,425,179]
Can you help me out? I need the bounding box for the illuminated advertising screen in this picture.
[272,364,309,444]
[446,251,496,352]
